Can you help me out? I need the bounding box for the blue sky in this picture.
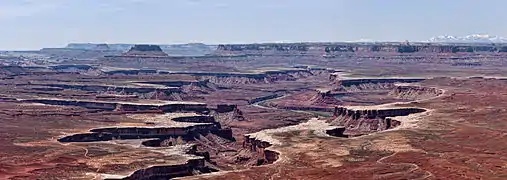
[1,0,506,50]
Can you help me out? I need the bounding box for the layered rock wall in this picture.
[242,135,280,165]
[388,85,443,100]
[216,43,507,55]
[21,99,208,113]
[330,107,426,135]
[199,70,314,85]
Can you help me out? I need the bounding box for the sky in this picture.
[1,0,506,50]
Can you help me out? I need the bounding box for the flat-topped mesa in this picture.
[388,84,443,100]
[328,75,425,92]
[215,43,317,56]
[330,106,426,136]
[59,112,235,143]
[115,159,215,180]
[20,98,208,113]
[191,69,316,85]
[58,125,221,143]
[122,44,169,57]
[324,43,507,54]
[215,42,507,56]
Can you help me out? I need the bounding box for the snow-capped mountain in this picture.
[428,34,507,43]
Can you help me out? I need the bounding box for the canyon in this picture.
[1,42,507,180]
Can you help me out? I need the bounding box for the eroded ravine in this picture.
[47,76,443,180]
[190,79,445,179]
[50,102,240,179]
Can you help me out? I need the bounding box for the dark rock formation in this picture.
[49,65,96,71]
[113,159,217,180]
[325,127,348,137]
[141,139,164,147]
[216,104,237,113]
[122,45,169,57]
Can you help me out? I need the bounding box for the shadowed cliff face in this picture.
[241,136,280,166]
[112,159,218,180]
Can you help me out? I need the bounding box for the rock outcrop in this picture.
[330,106,426,136]
[195,70,315,85]
[388,84,443,100]
[309,89,343,105]
[59,124,223,142]
[211,104,245,126]
[59,111,236,143]
[242,136,279,165]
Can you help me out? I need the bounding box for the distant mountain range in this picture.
[428,34,507,43]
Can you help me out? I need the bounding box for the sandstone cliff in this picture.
[216,42,507,56]
[329,106,426,136]
[388,84,443,100]
[198,70,315,85]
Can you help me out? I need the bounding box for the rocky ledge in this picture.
[329,106,427,136]
[20,98,208,112]
[59,107,240,179]
[389,84,443,100]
